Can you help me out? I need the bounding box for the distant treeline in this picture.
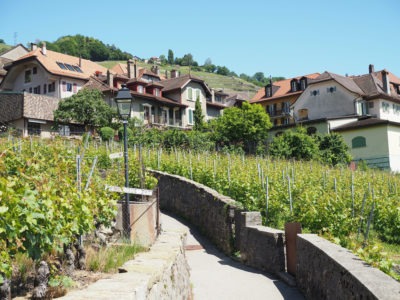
[42,34,133,61]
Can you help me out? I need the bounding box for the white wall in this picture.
[387,125,400,172]
[294,80,359,121]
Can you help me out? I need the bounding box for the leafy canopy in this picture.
[212,102,272,153]
[54,88,115,130]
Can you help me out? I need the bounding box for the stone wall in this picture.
[297,234,400,300]
[0,92,23,122]
[154,171,237,254]
[61,221,190,300]
[153,171,400,299]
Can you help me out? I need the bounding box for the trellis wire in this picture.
[84,156,98,190]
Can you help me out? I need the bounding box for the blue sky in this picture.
[1,0,399,79]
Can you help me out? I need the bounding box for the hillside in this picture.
[99,60,260,99]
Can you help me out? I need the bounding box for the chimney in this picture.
[107,70,114,88]
[30,43,37,51]
[127,59,133,79]
[79,56,82,67]
[42,42,47,55]
[133,60,137,78]
[369,64,375,74]
[211,88,215,103]
[382,69,391,95]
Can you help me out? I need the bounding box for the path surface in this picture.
[161,213,304,300]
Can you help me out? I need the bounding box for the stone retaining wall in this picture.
[297,234,400,300]
[152,170,400,299]
[61,224,190,300]
[153,171,237,255]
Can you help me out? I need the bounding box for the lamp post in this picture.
[114,84,133,241]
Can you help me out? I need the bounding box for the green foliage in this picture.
[43,35,132,61]
[99,127,114,141]
[269,127,319,160]
[212,102,272,153]
[167,49,174,64]
[54,88,115,131]
[118,126,133,141]
[317,132,352,166]
[194,97,205,131]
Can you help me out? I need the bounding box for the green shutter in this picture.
[139,104,144,120]
[189,109,193,124]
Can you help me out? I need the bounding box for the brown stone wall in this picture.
[0,92,23,122]
[297,234,400,300]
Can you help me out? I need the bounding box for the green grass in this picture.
[85,243,145,273]
[98,60,260,99]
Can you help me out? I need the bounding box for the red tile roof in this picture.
[251,73,320,102]
[15,48,109,80]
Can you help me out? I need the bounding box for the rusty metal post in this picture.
[285,222,302,276]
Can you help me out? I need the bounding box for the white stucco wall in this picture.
[294,80,359,121]
[387,125,400,172]
[181,82,207,128]
[339,125,390,169]
[374,99,400,123]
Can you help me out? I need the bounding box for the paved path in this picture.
[161,213,304,300]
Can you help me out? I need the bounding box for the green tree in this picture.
[194,96,205,131]
[269,127,318,160]
[54,88,115,132]
[216,65,230,76]
[212,102,272,153]
[167,49,174,64]
[317,132,352,166]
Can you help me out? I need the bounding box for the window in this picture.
[188,108,194,125]
[154,88,160,96]
[33,67,37,74]
[73,66,83,73]
[310,90,319,96]
[368,102,374,109]
[307,127,317,135]
[73,83,77,93]
[29,87,32,93]
[43,84,47,94]
[327,86,336,93]
[357,101,368,116]
[187,87,193,100]
[195,89,200,101]
[291,79,298,92]
[265,86,272,97]
[59,125,70,136]
[283,102,290,114]
[48,82,55,93]
[56,62,67,70]
[382,102,390,112]
[138,85,144,93]
[25,70,32,83]
[352,136,366,148]
[283,118,289,125]
[28,122,41,136]
[300,78,307,90]
[64,64,75,71]
[66,83,72,92]
[298,108,309,120]
[33,86,41,94]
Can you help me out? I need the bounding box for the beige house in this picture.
[0,44,112,137]
[291,65,400,171]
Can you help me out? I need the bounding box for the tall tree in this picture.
[54,88,115,132]
[194,96,204,131]
[167,49,174,64]
[212,102,272,153]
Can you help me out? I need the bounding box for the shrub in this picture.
[99,127,114,141]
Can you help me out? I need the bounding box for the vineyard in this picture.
[0,137,399,283]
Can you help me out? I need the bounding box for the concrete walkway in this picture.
[161,213,304,300]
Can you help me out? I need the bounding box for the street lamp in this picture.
[115,84,133,241]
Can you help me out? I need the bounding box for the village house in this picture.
[251,73,320,130]
[0,43,110,137]
[291,65,400,171]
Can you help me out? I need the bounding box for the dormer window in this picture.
[300,77,307,90]
[265,85,272,97]
[291,79,298,92]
